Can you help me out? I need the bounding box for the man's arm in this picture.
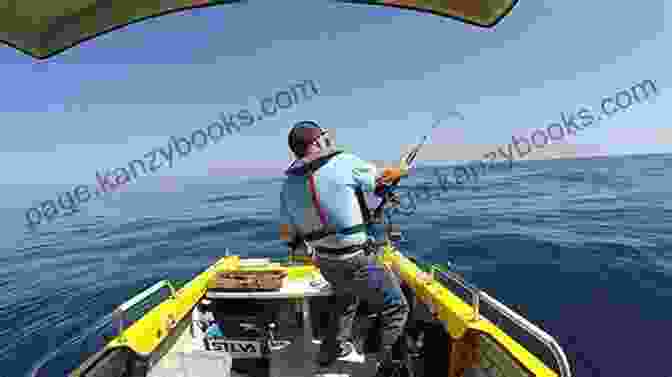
[280,223,294,242]
[350,155,408,194]
[280,193,315,260]
[279,188,295,242]
[279,192,297,243]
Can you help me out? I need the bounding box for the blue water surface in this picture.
[2,153,671,377]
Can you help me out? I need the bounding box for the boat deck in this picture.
[146,312,378,377]
[146,270,379,377]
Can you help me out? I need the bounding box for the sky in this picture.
[0,0,669,191]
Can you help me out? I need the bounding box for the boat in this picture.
[6,3,562,377]
[34,223,572,377]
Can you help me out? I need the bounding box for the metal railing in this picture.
[111,280,177,342]
[430,265,572,377]
[28,279,187,377]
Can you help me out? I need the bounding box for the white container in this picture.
[149,350,232,377]
[180,350,232,377]
[238,258,270,267]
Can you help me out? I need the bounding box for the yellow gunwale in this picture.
[380,246,559,377]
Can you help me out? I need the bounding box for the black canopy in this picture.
[0,0,518,60]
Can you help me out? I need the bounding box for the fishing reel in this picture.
[384,191,403,208]
[371,187,402,222]
[366,185,406,244]
[374,182,402,206]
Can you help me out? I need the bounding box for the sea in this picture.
[2,153,671,377]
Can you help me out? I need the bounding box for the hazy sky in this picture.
[0,0,669,187]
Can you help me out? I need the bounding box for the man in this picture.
[279,120,410,377]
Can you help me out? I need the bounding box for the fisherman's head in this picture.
[288,120,333,159]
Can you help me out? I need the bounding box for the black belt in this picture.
[287,224,369,251]
[314,239,387,256]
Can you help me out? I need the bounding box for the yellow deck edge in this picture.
[381,246,559,377]
[105,256,239,355]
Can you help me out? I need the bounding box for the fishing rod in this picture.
[371,118,442,221]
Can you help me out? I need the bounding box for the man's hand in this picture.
[280,224,291,241]
[377,166,408,185]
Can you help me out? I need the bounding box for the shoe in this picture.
[317,341,364,366]
[374,360,401,377]
[337,341,365,364]
[373,347,400,377]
